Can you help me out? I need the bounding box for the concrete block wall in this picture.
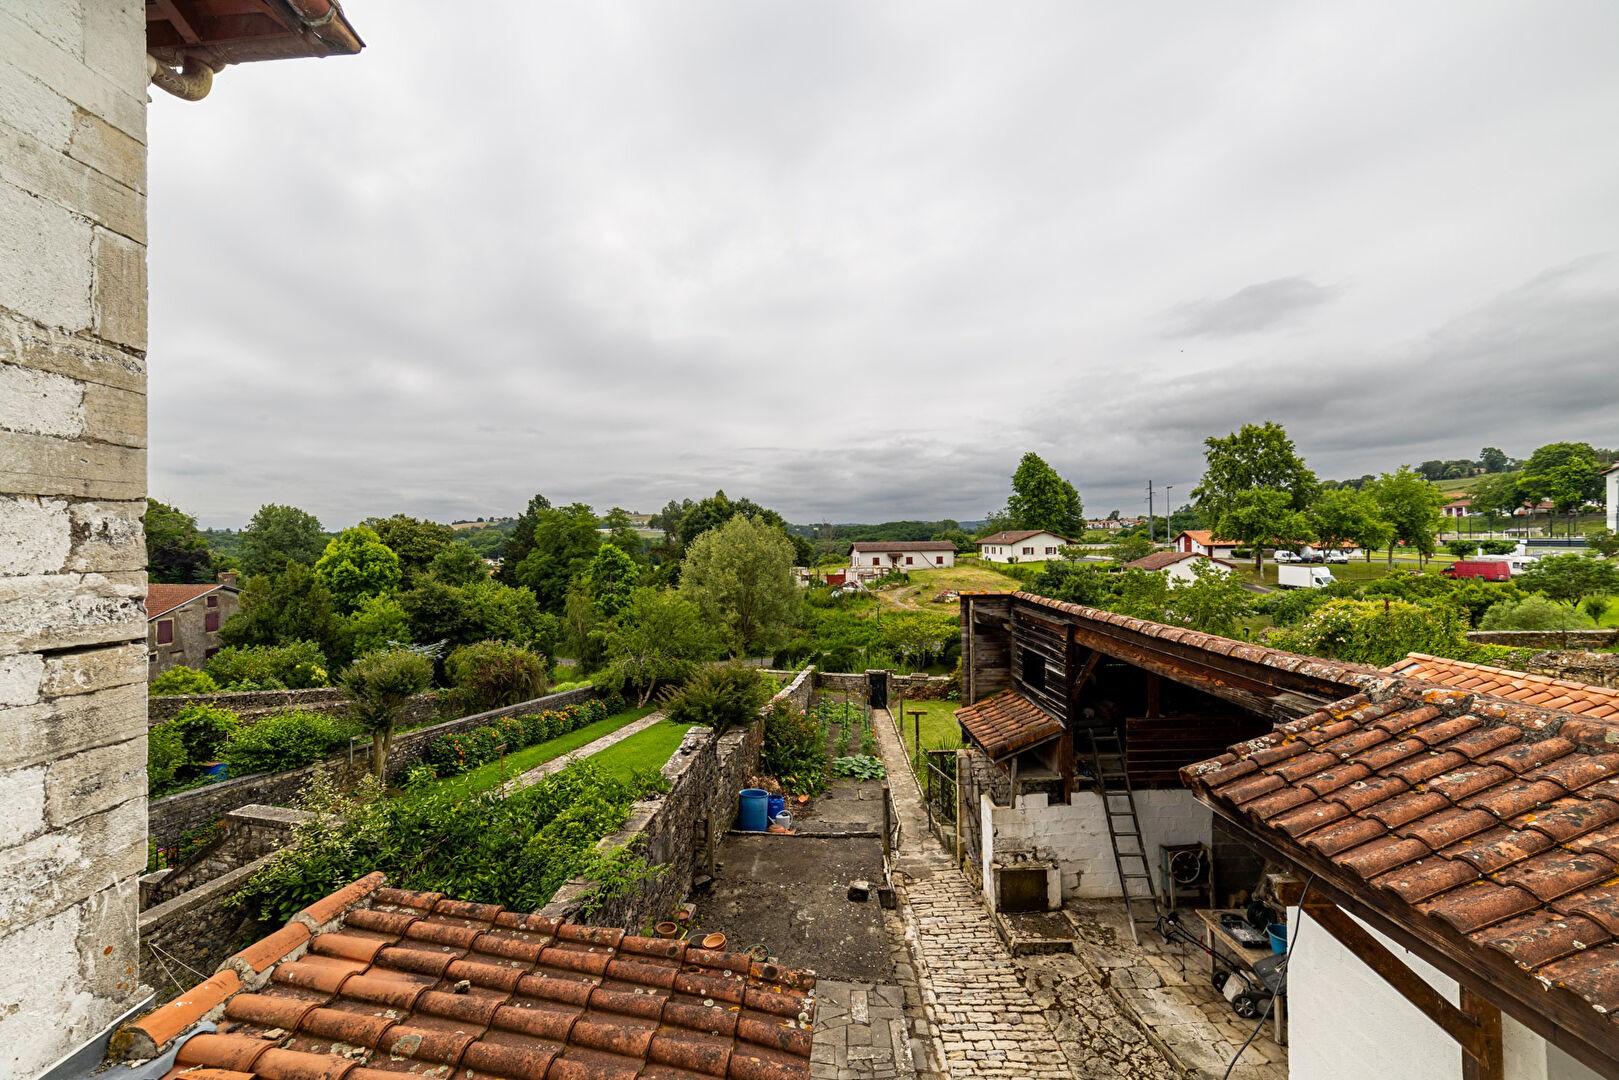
[0,2,152,1074]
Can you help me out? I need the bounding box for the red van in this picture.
[1442,561,1512,582]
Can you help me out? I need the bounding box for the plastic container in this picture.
[767,794,786,821]
[772,810,794,831]
[1267,922,1288,955]
[738,789,769,832]
[202,762,228,780]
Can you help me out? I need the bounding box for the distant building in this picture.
[146,575,241,678]
[1441,497,1472,518]
[1171,530,1240,559]
[848,540,958,569]
[1123,550,1236,582]
[1606,463,1618,532]
[977,530,1073,563]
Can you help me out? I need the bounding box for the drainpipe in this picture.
[283,0,364,53]
[147,55,213,101]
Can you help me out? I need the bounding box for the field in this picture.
[870,562,1024,613]
[893,699,965,761]
[589,719,699,782]
[424,705,658,799]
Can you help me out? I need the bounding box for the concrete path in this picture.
[872,707,1179,1080]
[500,710,666,793]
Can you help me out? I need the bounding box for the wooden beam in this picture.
[1146,672,1161,718]
[151,0,201,43]
[1304,900,1487,1060]
[1460,989,1503,1080]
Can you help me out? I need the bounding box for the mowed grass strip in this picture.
[428,705,659,799]
[894,699,965,763]
[588,719,699,782]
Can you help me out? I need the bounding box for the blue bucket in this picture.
[202,762,228,781]
[738,789,769,832]
[1267,922,1288,954]
[767,794,786,821]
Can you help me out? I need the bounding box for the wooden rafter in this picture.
[150,0,201,44]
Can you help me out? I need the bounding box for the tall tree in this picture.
[363,515,457,586]
[1192,422,1318,532]
[342,649,433,780]
[1367,467,1446,566]
[600,507,647,559]
[601,587,718,705]
[1478,447,1510,473]
[1520,554,1619,605]
[1004,452,1085,537]
[513,503,602,612]
[673,491,789,551]
[145,498,213,584]
[1520,441,1603,512]
[240,504,327,578]
[496,492,553,585]
[680,514,799,657]
[1308,488,1393,561]
[219,562,351,665]
[1214,489,1315,570]
[313,526,403,613]
[585,543,640,618]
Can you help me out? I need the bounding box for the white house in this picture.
[1124,550,1237,581]
[1172,530,1240,559]
[1606,462,1618,532]
[977,529,1074,563]
[848,540,957,570]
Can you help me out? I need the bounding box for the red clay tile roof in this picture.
[848,541,958,552]
[955,689,1065,761]
[1124,551,1237,572]
[1174,530,1236,547]
[116,873,817,1080]
[977,530,1073,546]
[145,583,228,619]
[1386,655,1619,720]
[1183,684,1619,1042]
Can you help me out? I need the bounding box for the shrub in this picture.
[344,649,434,779]
[1267,598,1472,668]
[219,711,361,776]
[1445,540,1479,559]
[168,703,241,764]
[148,722,187,792]
[206,642,330,690]
[1478,595,1598,632]
[762,701,828,795]
[150,666,219,696]
[658,663,771,734]
[446,640,548,715]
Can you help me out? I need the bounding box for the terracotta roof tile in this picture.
[1183,675,1619,1043]
[117,876,817,1078]
[954,690,1064,761]
[1387,654,1619,719]
[144,583,230,619]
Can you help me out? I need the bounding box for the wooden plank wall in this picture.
[1124,713,1273,786]
[1011,609,1070,726]
[964,594,1012,703]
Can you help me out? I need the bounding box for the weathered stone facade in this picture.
[0,2,152,1072]
[1522,650,1619,689]
[144,581,239,678]
[147,686,598,848]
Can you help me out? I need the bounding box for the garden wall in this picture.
[540,668,812,931]
[1466,629,1619,649]
[147,686,599,848]
[1523,651,1619,689]
[148,686,440,726]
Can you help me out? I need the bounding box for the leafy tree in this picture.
[514,503,603,612]
[679,514,799,657]
[1479,447,1510,473]
[314,526,402,613]
[1192,422,1318,529]
[206,641,329,690]
[497,492,554,585]
[1588,529,1619,559]
[240,504,327,578]
[1308,488,1391,560]
[1111,535,1156,564]
[586,543,640,618]
[599,507,647,559]
[672,491,790,551]
[145,499,214,584]
[463,579,549,648]
[397,579,475,648]
[1479,595,1597,632]
[349,594,413,655]
[1468,472,1523,524]
[220,563,351,665]
[168,703,241,765]
[1520,441,1603,512]
[1268,598,1472,667]
[1165,559,1252,637]
[1214,489,1315,570]
[561,581,604,671]
[444,640,548,714]
[1109,569,1171,623]
[1367,467,1446,566]
[875,610,958,669]
[1519,554,1619,605]
[1003,452,1085,537]
[428,542,488,586]
[1026,561,1113,607]
[1445,540,1479,559]
[601,587,718,705]
[342,649,434,779]
[363,515,457,586]
[1480,539,1520,556]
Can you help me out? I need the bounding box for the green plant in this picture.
[830,755,886,781]
[445,640,548,715]
[205,642,330,690]
[343,649,434,779]
[1479,595,1598,632]
[168,703,241,764]
[150,666,220,696]
[219,710,360,775]
[762,700,828,795]
[657,663,771,734]
[147,721,188,793]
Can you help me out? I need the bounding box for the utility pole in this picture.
[1146,481,1155,542]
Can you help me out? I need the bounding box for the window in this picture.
[905,556,913,565]
[1020,647,1046,691]
[871,557,879,566]
[1022,546,1034,555]
[206,595,218,608]
[935,556,944,565]
[1045,547,1057,555]
[205,611,220,632]
[156,620,173,645]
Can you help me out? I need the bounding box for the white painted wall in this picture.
[1607,468,1617,533]
[985,788,1211,899]
[849,548,956,569]
[979,533,1070,563]
[1288,908,1603,1080]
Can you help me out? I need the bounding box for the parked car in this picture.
[1273,550,1302,564]
[1298,550,1324,563]
[1278,565,1336,589]
[1324,551,1350,564]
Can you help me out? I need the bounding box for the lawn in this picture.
[892,699,965,763]
[588,719,698,782]
[424,705,658,799]
[873,563,1024,613]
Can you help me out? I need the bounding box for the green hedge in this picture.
[220,711,362,775]
[420,694,623,778]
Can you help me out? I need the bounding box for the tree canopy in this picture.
[1003,452,1085,538]
[313,526,403,613]
[362,515,457,586]
[240,504,327,578]
[145,499,214,584]
[1519,441,1604,512]
[1214,489,1314,569]
[1367,467,1446,565]
[1192,422,1318,527]
[679,514,799,656]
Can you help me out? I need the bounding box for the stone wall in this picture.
[540,669,812,931]
[1522,651,1619,689]
[1466,629,1619,648]
[148,686,599,848]
[148,686,442,726]
[0,2,152,1072]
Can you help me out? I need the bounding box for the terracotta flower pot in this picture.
[701,932,727,951]
[655,921,679,939]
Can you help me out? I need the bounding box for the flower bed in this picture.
[421,693,626,778]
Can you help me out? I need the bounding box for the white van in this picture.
[1278,565,1335,589]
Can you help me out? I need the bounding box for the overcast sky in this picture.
[147,2,1619,530]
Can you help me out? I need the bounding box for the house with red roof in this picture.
[977,529,1073,563]
[146,574,240,679]
[1123,550,1237,582]
[1171,530,1240,560]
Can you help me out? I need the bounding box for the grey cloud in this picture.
[1164,278,1343,339]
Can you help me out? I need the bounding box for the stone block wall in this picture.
[148,686,350,725]
[147,686,599,848]
[0,2,152,1073]
[1466,629,1619,648]
[541,669,810,930]
[1523,651,1619,688]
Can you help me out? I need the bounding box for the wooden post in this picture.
[1460,989,1503,1080]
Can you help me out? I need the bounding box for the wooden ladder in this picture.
[1087,728,1159,944]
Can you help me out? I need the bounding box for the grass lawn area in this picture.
[893,699,964,763]
[589,719,698,782]
[874,564,1023,612]
[426,705,658,799]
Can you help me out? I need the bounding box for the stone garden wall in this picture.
[1466,629,1619,649]
[1522,650,1619,689]
[148,686,440,726]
